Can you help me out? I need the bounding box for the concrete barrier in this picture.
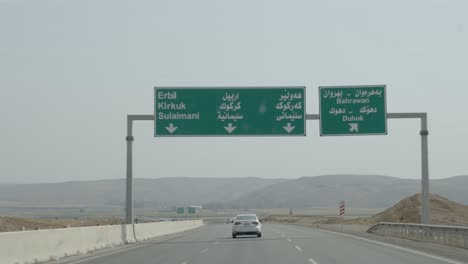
[367,222,468,249]
[0,220,203,264]
[134,220,203,241]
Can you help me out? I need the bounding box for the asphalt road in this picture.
[55,223,466,264]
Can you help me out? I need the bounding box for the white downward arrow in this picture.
[283,123,295,133]
[349,123,359,133]
[224,123,237,134]
[165,123,177,134]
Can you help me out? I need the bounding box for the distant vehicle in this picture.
[232,214,262,238]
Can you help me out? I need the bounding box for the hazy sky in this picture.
[1,0,467,183]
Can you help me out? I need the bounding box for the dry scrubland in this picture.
[2,193,468,233]
[264,193,468,227]
[0,217,121,232]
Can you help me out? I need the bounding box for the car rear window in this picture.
[236,215,257,221]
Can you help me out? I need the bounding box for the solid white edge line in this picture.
[63,226,207,264]
[272,223,466,264]
[313,228,465,264]
[65,244,148,264]
[308,258,319,264]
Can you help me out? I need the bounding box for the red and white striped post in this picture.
[339,200,345,232]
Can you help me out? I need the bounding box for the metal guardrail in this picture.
[367,222,468,249]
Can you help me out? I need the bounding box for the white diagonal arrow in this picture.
[165,123,177,134]
[283,123,295,133]
[224,123,236,134]
[349,123,359,133]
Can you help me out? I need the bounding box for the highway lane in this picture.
[55,223,466,264]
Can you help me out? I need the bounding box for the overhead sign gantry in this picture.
[125,85,430,226]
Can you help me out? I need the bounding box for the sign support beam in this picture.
[125,112,429,225]
[385,113,430,224]
[125,115,153,224]
[305,113,429,224]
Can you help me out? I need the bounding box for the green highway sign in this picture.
[154,87,305,136]
[188,207,196,214]
[319,85,387,136]
[176,207,184,215]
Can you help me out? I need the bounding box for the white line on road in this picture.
[287,238,292,242]
[295,245,303,252]
[181,261,188,264]
[308,258,318,264]
[64,246,150,264]
[201,248,209,254]
[310,228,465,264]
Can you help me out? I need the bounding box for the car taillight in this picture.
[234,222,241,225]
[252,221,259,225]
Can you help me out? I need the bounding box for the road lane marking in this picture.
[295,245,303,252]
[287,238,292,242]
[181,261,188,264]
[63,245,151,264]
[292,226,464,264]
[308,258,318,264]
[201,248,209,254]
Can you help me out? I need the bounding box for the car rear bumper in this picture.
[233,231,260,236]
[232,225,261,234]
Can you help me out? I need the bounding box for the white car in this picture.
[232,214,262,238]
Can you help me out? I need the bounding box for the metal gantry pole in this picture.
[420,114,430,224]
[307,113,430,224]
[386,113,430,224]
[125,116,134,224]
[125,115,154,224]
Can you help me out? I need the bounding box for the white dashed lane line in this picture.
[287,238,292,243]
[308,258,319,264]
[295,245,303,252]
[201,248,209,254]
